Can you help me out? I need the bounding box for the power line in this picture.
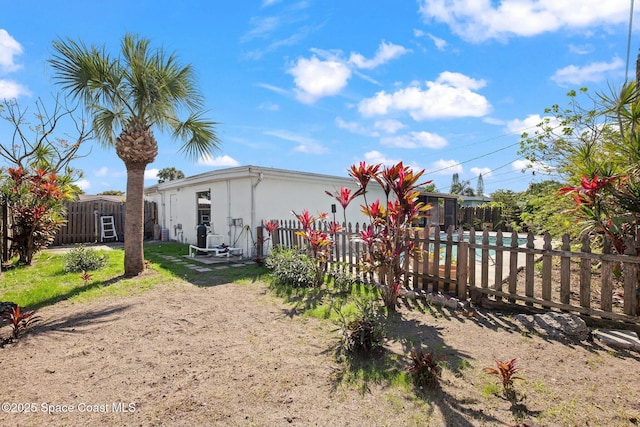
[425,141,521,175]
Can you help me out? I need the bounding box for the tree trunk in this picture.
[123,162,146,276]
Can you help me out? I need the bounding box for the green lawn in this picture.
[0,242,267,309]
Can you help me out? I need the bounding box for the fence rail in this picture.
[271,220,640,326]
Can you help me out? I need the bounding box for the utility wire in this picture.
[425,141,521,175]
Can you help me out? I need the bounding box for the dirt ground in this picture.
[1,275,640,427]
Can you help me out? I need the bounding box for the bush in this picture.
[408,349,445,389]
[328,264,358,293]
[336,299,385,355]
[265,246,316,288]
[63,245,108,273]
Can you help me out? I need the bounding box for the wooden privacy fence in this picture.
[53,200,157,245]
[458,206,502,230]
[271,220,640,326]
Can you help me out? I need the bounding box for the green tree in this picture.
[0,97,91,180]
[450,173,474,196]
[421,182,438,193]
[519,180,578,238]
[50,34,220,275]
[157,167,185,183]
[2,168,72,265]
[0,97,91,265]
[518,87,620,187]
[476,173,485,197]
[519,83,640,244]
[97,190,125,196]
[489,189,522,232]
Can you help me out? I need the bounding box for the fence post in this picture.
[600,235,613,311]
[623,236,638,315]
[560,234,571,305]
[541,233,552,306]
[525,232,535,306]
[456,228,468,300]
[508,230,518,303]
[494,230,503,301]
[579,234,592,310]
[256,225,264,258]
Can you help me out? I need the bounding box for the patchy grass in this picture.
[0,242,268,309]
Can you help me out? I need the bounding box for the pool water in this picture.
[430,233,528,261]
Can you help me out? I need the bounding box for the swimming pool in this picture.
[429,232,528,261]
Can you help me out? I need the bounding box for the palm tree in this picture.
[450,173,474,196]
[157,167,185,183]
[50,34,220,275]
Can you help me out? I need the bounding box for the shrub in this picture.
[408,349,445,389]
[483,358,525,400]
[336,299,385,355]
[63,245,108,273]
[265,246,316,288]
[328,264,358,293]
[1,304,40,340]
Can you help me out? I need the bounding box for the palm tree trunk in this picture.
[124,162,146,276]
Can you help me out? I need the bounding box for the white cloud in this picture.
[430,159,463,174]
[293,142,328,154]
[287,55,352,104]
[438,71,486,90]
[0,30,22,73]
[506,114,544,134]
[512,159,554,174]
[74,179,90,191]
[257,82,289,95]
[418,0,633,43]
[0,79,30,99]
[145,168,159,180]
[551,57,624,85]
[373,119,406,134]
[506,114,562,137]
[258,101,279,111]
[413,29,447,51]
[197,154,241,167]
[381,131,448,149]
[265,129,328,154]
[568,43,593,55]
[358,72,490,120]
[470,167,492,178]
[428,34,447,51]
[363,150,400,166]
[348,41,410,69]
[335,117,378,136]
[288,41,409,103]
[95,166,109,177]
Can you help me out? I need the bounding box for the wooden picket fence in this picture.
[271,220,640,326]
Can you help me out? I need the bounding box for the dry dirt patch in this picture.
[1,280,639,427]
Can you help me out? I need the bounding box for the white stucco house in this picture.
[143,165,386,256]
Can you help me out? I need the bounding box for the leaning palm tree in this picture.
[50,34,220,275]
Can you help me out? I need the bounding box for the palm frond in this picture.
[171,112,221,161]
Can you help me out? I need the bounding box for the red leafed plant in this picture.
[292,210,339,286]
[2,304,41,339]
[2,167,70,265]
[80,271,93,286]
[349,161,432,311]
[483,358,525,391]
[408,349,445,389]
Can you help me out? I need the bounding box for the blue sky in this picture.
[0,0,638,195]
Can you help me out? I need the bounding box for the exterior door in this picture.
[169,193,178,239]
